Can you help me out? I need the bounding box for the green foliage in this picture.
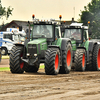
[79,0,100,38]
[0,0,13,19]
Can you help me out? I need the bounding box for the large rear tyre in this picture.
[45,48,60,75]
[24,63,39,73]
[86,52,93,71]
[59,42,72,74]
[92,44,100,71]
[74,49,86,71]
[9,46,24,73]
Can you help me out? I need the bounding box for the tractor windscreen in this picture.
[13,34,20,42]
[64,29,81,40]
[33,25,53,38]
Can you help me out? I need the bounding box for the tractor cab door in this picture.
[53,27,61,45]
[83,29,89,41]
[55,27,61,38]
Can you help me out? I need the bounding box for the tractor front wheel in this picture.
[74,49,86,71]
[9,46,24,73]
[59,42,72,74]
[45,48,60,75]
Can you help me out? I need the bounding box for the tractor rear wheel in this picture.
[24,63,39,73]
[59,42,72,74]
[45,48,60,75]
[86,52,93,71]
[9,46,24,73]
[74,49,86,71]
[92,44,100,71]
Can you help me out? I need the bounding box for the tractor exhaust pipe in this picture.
[28,21,31,40]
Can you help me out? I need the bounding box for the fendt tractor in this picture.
[9,15,72,75]
[61,22,100,71]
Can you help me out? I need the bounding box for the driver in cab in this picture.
[42,26,50,37]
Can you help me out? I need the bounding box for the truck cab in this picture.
[0,28,26,55]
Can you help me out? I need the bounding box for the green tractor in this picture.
[9,16,72,75]
[61,23,100,71]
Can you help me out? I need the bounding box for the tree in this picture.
[79,0,100,38]
[0,0,13,19]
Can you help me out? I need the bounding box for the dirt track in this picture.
[0,59,100,100]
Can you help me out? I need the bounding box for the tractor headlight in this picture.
[27,53,30,56]
[34,54,37,57]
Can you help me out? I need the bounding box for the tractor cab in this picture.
[30,19,61,44]
[62,23,90,50]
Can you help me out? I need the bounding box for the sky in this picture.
[1,0,92,25]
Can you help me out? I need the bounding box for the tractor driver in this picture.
[72,29,81,40]
[42,25,51,38]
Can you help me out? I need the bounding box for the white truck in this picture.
[0,28,26,55]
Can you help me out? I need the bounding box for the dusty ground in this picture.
[0,59,100,100]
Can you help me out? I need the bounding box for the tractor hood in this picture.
[28,38,47,45]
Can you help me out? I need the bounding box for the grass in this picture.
[2,55,9,59]
[0,65,45,71]
[40,64,44,69]
[0,67,10,71]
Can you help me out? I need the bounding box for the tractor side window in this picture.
[64,29,71,38]
[4,34,12,40]
[83,30,87,40]
[55,28,59,38]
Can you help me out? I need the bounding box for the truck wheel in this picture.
[9,46,24,73]
[92,44,100,71]
[24,63,39,72]
[74,49,86,71]
[1,47,8,55]
[59,42,72,74]
[45,48,60,75]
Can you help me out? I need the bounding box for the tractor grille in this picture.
[28,44,37,55]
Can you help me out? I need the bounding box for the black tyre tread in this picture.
[92,44,100,71]
[86,52,93,71]
[45,48,60,75]
[9,46,24,73]
[74,49,86,71]
[9,46,17,71]
[59,42,72,74]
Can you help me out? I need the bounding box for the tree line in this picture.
[79,0,100,39]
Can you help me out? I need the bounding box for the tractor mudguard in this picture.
[48,45,60,49]
[14,43,26,58]
[86,41,99,62]
[88,41,95,52]
[88,40,100,52]
[14,43,24,47]
[61,38,71,50]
